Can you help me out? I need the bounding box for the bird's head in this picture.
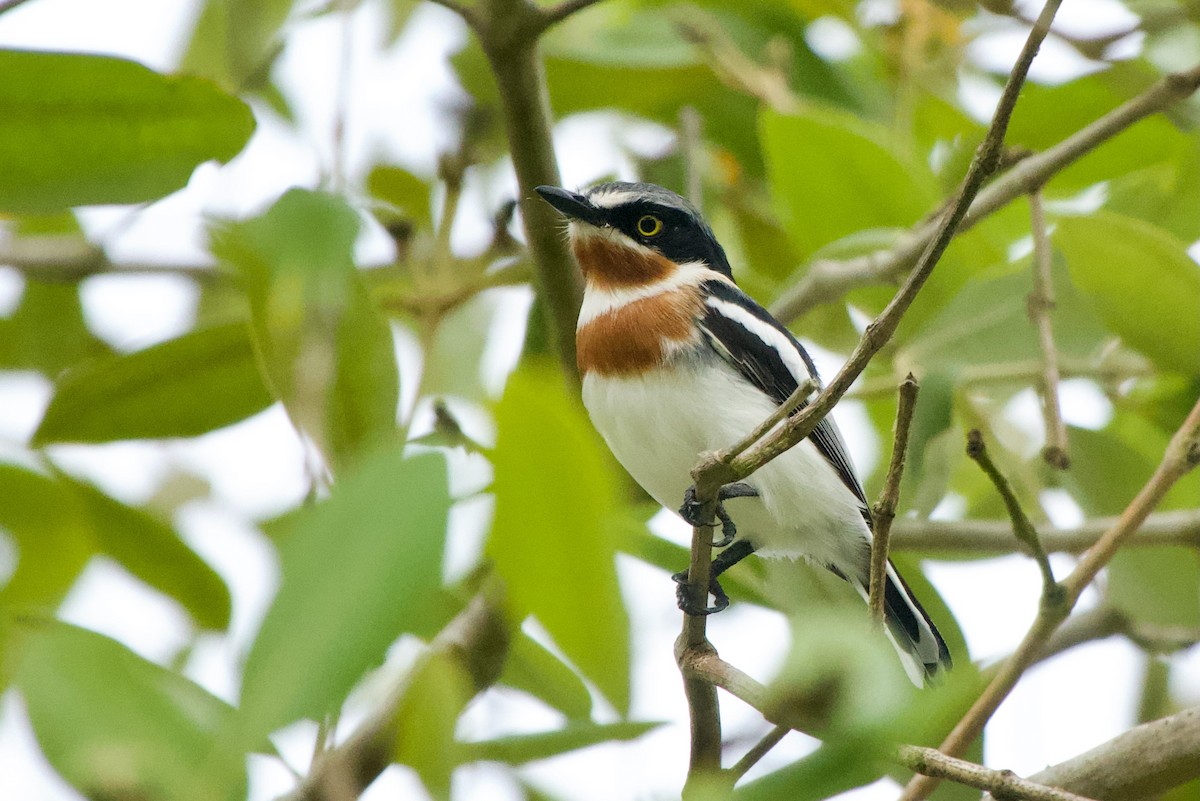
[535,182,734,290]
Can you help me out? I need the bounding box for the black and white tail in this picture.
[851,561,952,687]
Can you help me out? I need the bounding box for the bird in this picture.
[535,180,952,686]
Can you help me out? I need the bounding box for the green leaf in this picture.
[367,165,433,229]
[1055,213,1200,375]
[0,279,110,374]
[760,104,938,260]
[394,650,473,800]
[488,369,631,714]
[64,474,232,631]
[15,621,243,801]
[1109,547,1200,628]
[0,464,229,631]
[179,0,295,92]
[33,322,273,445]
[500,630,594,720]
[235,449,449,740]
[0,50,255,213]
[212,188,399,467]
[461,721,662,766]
[735,739,884,801]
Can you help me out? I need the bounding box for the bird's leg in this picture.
[678,482,759,548]
[672,540,757,616]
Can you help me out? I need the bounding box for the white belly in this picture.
[581,362,872,573]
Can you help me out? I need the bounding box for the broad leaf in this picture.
[212,189,399,467]
[33,322,272,445]
[461,721,662,766]
[394,650,472,800]
[0,50,254,213]
[488,369,631,714]
[499,630,594,720]
[16,621,243,801]
[235,449,449,739]
[1055,213,1200,376]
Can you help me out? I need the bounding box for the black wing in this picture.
[697,280,870,513]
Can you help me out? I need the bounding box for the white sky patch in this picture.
[0,372,51,444]
[1040,488,1086,528]
[0,266,24,316]
[807,16,863,62]
[1059,378,1113,429]
[79,272,199,351]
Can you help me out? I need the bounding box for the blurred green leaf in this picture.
[236,449,449,740]
[734,739,883,801]
[760,104,938,260]
[212,188,399,467]
[0,280,110,375]
[0,466,94,617]
[16,621,242,801]
[0,50,254,213]
[395,650,472,800]
[489,368,631,715]
[1110,546,1200,629]
[64,474,231,631]
[1055,213,1200,376]
[1006,66,1195,193]
[32,322,272,445]
[367,165,433,229]
[462,720,662,766]
[0,464,229,631]
[180,0,294,92]
[500,630,594,720]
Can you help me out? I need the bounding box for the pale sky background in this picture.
[0,0,1197,799]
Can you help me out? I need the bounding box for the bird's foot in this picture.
[671,570,730,616]
[678,482,759,548]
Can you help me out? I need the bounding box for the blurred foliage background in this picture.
[0,0,1198,799]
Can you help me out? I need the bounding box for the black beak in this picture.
[535,185,603,226]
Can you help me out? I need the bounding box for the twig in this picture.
[769,62,1200,323]
[727,725,790,781]
[849,354,1152,399]
[902,395,1200,801]
[723,378,817,464]
[1017,706,1200,801]
[680,106,704,210]
[539,0,607,29]
[965,429,1058,598]
[1027,191,1070,469]
[0,0,36,14]
[697,0,1061,499]
[675,651,1112,801]
[869,375,919,624]
[897,746,1099,801]
[888,508,1200,554]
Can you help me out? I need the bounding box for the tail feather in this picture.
[850,561,951,687]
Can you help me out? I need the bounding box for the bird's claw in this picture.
[678,482,758,548]
[671,570,730,616]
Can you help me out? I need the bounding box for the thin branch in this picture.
[1027,606,1200,669]
[965,429,1058,598]
[769,62,1200,323]
[676,651,1110,801]
[277,587,509,801]
[678,544,724,790]
[727,725,790,781]
[0,0,37,14]
[849,353,1152,399]
[869,374,919,624]
[723,378,817,464]
[888,508,1200,555]
[1027,191,1070,469]
[897,746,1100,801]
[1016,706,1200,801]
[902,394,1200,801]
[538,0,607,29]
[697,0,1061,498]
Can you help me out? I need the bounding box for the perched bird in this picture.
[535,181,951,685]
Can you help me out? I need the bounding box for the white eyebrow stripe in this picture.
[703,295,813,383]
[577,262,728,327]
[586,188,643,209]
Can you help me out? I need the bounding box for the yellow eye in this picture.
[636,215,663,237]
